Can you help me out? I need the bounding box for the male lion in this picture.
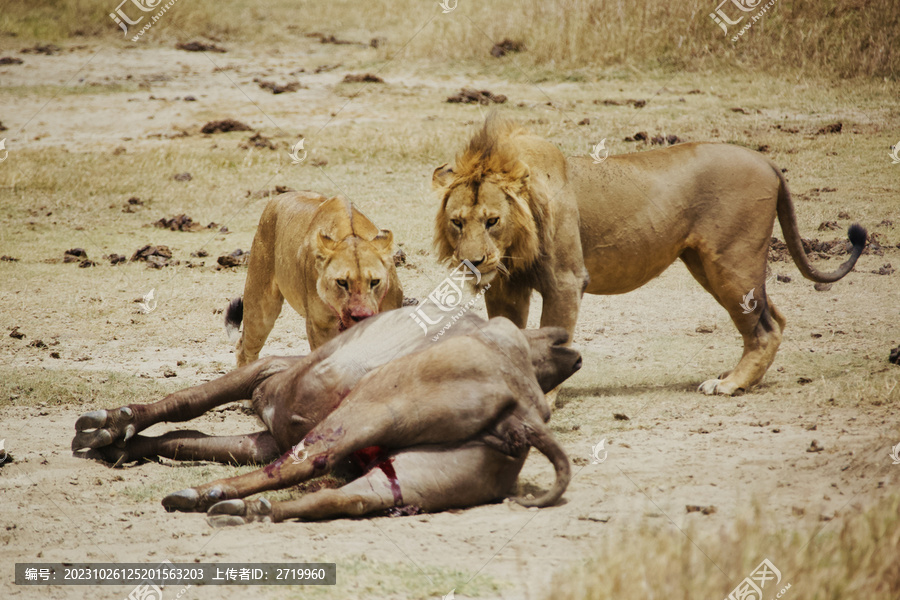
[433,117,866,395]
[226,191,403,365]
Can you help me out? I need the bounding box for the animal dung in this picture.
[446,89,507,105]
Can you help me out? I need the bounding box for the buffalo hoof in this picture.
[72,407,137,451]
[162,488,202,512]
[207,498,273,527]
[72,445,131,467]
[162,486,230,513]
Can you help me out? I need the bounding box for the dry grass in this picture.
[1,0,897,77]
[547,493,900,599]
[279,557,505,600]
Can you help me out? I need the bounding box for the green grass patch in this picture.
[0,367,181,409]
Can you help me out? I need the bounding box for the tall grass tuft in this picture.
[547,494,900,599]
[0,0,896,78]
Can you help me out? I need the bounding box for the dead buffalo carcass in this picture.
[72,305,582,523]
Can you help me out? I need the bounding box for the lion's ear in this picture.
[372,229,394,254]
[509,161,530,191]
[316,231,337,258]
[432,164,455,190]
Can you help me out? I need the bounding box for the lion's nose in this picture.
[349,309,374,322]
[469,256,486,268]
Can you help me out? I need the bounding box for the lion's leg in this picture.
[535,271,585,408]
[237,274,284,367]
[306,320,333,351]
[486,284,561,407]
[485,283,531,328]
[537,271,584,343]
[681,249,785,395]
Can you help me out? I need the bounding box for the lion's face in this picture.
[434,167,541,284]
[316,231,394,331]
[441,180,514,283]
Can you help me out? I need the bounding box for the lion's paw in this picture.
[698,378,743,396]
[698,379,722,395]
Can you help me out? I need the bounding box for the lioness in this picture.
[433,117,866,395]
[72,307,581,521]
[226,191,403,365]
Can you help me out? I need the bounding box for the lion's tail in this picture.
[774,167,867,283]
[512,419,571,508]
[224,296,243,340]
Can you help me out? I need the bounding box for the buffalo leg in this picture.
[73,356,302,454]
[77,430,281,467]
[207,444,526,525]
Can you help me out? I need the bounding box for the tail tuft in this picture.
[848,223,867,249]
[224,296,243,340]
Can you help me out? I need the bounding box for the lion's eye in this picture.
[336,279,348,290]
[450,219,463,229]
[485,217,499,228]
[370,279,380,288]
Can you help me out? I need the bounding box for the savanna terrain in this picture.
[1,1,899,599]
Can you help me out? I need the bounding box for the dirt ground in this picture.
[1,32,899,600]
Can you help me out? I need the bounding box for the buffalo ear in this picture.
[316,231,337,259]
[372,229,394,254]
[432,163,455,190]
